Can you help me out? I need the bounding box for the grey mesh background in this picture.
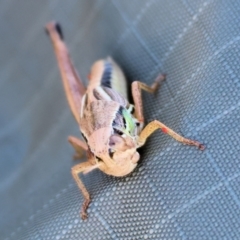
[1,0,240,239]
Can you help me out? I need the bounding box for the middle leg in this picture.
[131,74,166,123]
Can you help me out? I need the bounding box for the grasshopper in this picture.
[45,22,205,220]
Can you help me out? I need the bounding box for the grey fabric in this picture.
[1,0,240,239]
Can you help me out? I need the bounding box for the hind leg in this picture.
[68,136,88,159]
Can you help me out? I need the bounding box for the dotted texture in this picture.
[0,0,240,239]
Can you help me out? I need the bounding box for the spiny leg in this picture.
[138,120,205,150]
[68,135,88,160]
[72,161,98,220]
[45,22,86,124]
[131,74,166,123]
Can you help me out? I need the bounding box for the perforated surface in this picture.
[0,0,240,239]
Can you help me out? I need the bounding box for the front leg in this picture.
[69,139,104,219]
[131,74,166,123]
[139,120,205,150]
[72,161,103,220]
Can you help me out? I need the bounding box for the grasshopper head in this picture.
[88,127,140,177]
[109,133,140,164]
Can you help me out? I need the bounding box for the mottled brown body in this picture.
[46,22,205,220]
